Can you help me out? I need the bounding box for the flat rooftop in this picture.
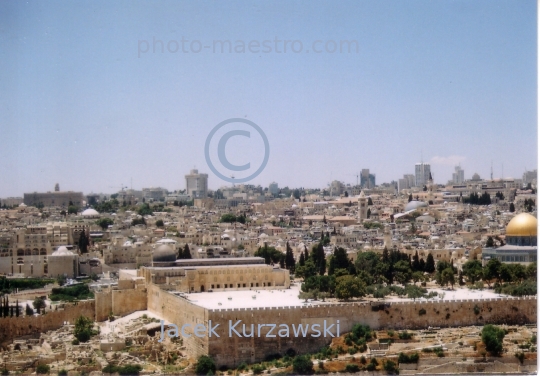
[174,257,265,267]
[174,285,512,310]
[174,284,323,310]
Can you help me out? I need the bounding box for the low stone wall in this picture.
[0,300,95,345]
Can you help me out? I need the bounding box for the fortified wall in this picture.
[147,287,537,367]
[94,279,147,321]
[0,300,95,346]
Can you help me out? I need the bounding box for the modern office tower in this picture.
[268,182,279,195]
[361,169,376,188]
[523,169,537,186]
[415,163,431,187]
[452,165,465,184]
[185,169,208,198]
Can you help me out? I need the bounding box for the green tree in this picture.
[483,258,502,286]
[73,315,97,343]
[425,253,435,273]
[481,324,505,355]
[509,202,515,212]
[33,297,46,314]
[155,219,164,227]
[78,230,89,253]
[408,193,413,202]
[462,260,483,284]
[182,244,192,259]
[67,205,78,215]
[335,275,366,301]
[393,260,412,285]
[486,236,495,247]
[299,252,305,267]
[195,355,216,375]
[25,303,34,316]
[96,218,114,230]
[441,268,455,289]
[292,355,314,375]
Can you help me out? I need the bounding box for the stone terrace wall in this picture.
[95,288,147,322]
[146,284,209,360]
[0,300,95,346]
[207,296,536,367]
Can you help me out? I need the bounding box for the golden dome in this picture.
[506,213,537,237]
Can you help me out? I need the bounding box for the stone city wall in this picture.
[205,296,536,367]
[94,288,147,322]
[146,284,209,359]
[0,300,95,346]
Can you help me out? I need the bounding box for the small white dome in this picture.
[51,246,74,256]
[81,208,99,216]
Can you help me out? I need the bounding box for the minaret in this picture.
[427,172,434,202]
[358,191,368,222]
[384,225,392,249]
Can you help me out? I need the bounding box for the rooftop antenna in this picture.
[491,161,493,180]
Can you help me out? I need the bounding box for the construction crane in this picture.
[348,173,360,186]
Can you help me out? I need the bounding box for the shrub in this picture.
[419,308,426,316]
[398,331,413,340]
[292,355,314,375]
[118,365,142,375]
[434,348,444,357]
[383,360,398,374]
[398,352,419,363]
[359,356,366,364]
[237,362,247,371]
[345,364,359,373]
[515,352,525,364]
[71,339,79,345]
[36,364,50,374]
[481,325,505,355]
[195,356,216,375]
[365,358,378,371]
[473,305,480,315]
[252,365,264,375]
[73,315,97,343]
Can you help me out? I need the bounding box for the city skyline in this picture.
[0,1,537,196]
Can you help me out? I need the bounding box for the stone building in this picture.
[23,188,85,208]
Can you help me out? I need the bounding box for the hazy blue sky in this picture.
[0,0,536,196]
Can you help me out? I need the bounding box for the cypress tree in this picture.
[425,253,435,273]
[4,296,8,318]
[299,252,305,267]
[182,244,192,259]
[15,300,19,317]
[412,251,420,271]
[78,230,89,253]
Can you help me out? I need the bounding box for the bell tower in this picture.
[358,191,368,222]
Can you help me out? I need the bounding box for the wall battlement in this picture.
[209,296,537,312]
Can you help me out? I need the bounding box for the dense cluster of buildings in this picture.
[0,165,536,367]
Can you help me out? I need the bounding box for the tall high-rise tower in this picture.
[415,163,431,187]
[185,169,208,199]
[358,190,368,222]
